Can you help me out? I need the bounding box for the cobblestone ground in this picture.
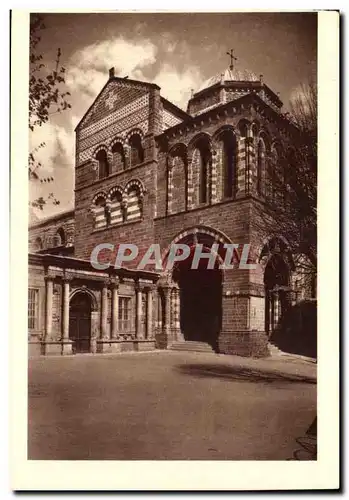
[28,351,316,460]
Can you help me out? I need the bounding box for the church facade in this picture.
[28,61,314,358]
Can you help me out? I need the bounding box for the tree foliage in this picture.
[255,80,317,277]
[29,14,71,210]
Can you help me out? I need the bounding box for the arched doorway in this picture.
[69,292,92,353]
[172,244,223,351]
[261,237,293,337]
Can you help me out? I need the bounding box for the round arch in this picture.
[212,124,236,142]
[162,225,234,262]
[236,119,251,138]
[107,185,123,201]
[162,226,226,351]
[258,129,272,152]
[168,142,188,158]
[124,178,146,196]
[93,144,109,157]
[125,127,145,143]
[69,287,98,312]
[258,236,295,337]
[55,227,66,246]
[258,234,295,270]
[187,131,212,154]
[109,136,125,152]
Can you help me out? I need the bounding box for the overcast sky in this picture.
[30,12,317,219]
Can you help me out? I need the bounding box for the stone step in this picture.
[169,341,215,353]
[268,342,285,356]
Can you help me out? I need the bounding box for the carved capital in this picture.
[144,284,156,293]
[62,271,74,283]
[157,271,174,290]
[136,279,151,292]
[45,269,56,280]
[109,276,120,290]
[102,279,110,289]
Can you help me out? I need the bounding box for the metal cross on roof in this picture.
[226,49,237,70]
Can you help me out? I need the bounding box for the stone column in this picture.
[186,159,194,209]
[43,276,54,355]
[245,134,254,195]
[210,149,218,204]
[61,277,73,355]
[164,287,172,340]
[45,277,54,340]
[135,282,143,339]
[90,311,99,354]
[167,163,173,215]
[101,282,108,339]
[111,278,119,339]
[274,290,280,327]
[124,144,131,169]
[62,279,70,340]
[146,286,153,339]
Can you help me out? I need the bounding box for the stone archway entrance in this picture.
[261,238,294,337]
[172,245,223,351]
[69,292,92,353]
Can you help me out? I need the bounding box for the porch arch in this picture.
[69,287,98,312]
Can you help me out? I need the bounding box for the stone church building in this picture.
[28,59,315,358]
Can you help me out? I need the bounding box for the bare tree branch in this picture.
[29,14,71,210]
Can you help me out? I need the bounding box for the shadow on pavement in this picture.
[175,363,316,385]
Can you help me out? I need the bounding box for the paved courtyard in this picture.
[28,351,316,460]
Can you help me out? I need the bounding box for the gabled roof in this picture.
[160,96,191,121]
[29,209,75,230]
[75,76,161,132]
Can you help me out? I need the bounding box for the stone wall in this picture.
[28,263,46,356]
[29,210,75,253]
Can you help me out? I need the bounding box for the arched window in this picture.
[270,143,285,206]
[96,150,109,179]
[214,129,236,200]
[251,122,259,139]
[257,139,266,195]
[270,145,278,203]
[54,227,66,247]
[125,182,144,221]
[92,193,107,230]
[129,135,144,167]
[167,144,187,214]
[189,135,211,207]
[111,142,125,172]
[109,189,124,224]
[199,145,209,204]
[34,237,43,252]
[238,121,249,139]
[222,133,236,199]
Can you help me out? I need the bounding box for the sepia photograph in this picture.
[10,8,339,491]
